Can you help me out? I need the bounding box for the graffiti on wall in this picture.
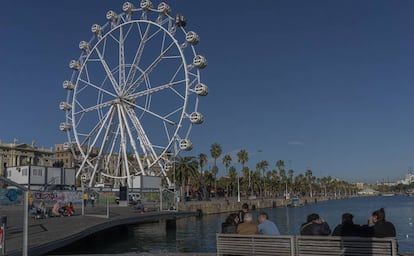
[0,188,23,205]
[32,191,82,205]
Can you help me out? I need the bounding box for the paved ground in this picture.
[0,204,198,256]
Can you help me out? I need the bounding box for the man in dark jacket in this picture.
[361,208,396,238]
[332,213,361,236]
[300,213,331,236]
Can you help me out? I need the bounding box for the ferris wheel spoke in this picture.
[118,26,127,92]
[124,107,159,164]
[88,106,117,184]
[95,48,121,95]
[76,107,113,147]
[126,79,186,99]
[127,100,176,125]
[104,124,121,173]
[116,106,133,183]
[125,23,151,90]
[126,41,175,93]
[84,105,114,152]
[74,99,114,115]
[164,106,184,119]
[78,78,118,98]
[118,106,147,174]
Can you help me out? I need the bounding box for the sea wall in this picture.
[178,196,351,215]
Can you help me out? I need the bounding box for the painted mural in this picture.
[0,188,24,205]
[0,188,83,206]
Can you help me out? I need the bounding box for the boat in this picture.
[288,197,303,207]
[380,193,395,197]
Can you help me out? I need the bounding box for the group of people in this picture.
[222,203,396,239]
[222,203,280,235]
[302,207,396,238]
[51,201,75,217]
[83,192,96,207]
[30,201,48,218]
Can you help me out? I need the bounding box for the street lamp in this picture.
[237,176,240,202]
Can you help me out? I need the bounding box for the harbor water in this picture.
[51,196,414,254]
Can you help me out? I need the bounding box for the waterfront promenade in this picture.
[1,204,199,256]
[0,196,360,255]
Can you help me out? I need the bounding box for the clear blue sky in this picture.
[1,0,414,183]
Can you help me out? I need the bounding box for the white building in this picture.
[396,173,414,185]
[6,165,76,190]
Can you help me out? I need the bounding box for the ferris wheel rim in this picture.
[71,18,192,168]
[61,1,207,185]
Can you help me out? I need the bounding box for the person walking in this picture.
[257,212,280,235]
[300,213,331,236]
[238,203,249,223]
[332,213,361,236]
[90,194,95,207]
[83,192,89,207]
[237,213,259,234]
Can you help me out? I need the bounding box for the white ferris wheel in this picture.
[59,0,208,187]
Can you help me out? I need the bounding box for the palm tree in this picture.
[305,168,314,197]
[210,143,222,195]
[174,156,199,198]
[222,154,232,176]
[222,154,232,195]
[237,149,249,193]
[198,153,208,173]
[256,160,269,196]
[279,169,287,198]
[276,160,285,172]
[228,166,237,196]
[288,168,294,194]
[198,153,208,199]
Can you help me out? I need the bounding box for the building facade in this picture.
[0,140,54,177]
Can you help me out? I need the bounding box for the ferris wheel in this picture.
[59,0,208,187]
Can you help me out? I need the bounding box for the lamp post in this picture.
[237,176,240,202]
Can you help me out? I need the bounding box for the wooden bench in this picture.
[216,234,398,256]
[296,236,398,256]
[216,234,295,256]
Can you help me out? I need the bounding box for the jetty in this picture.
[1,205,198,256]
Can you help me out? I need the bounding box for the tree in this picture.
[222,154,232,195]
[198,153,208,173]
[305,168,314,197]
[174,156,199,197]
[198,153,208,199]
[237,149,249,193]
[210,143,222,194]
[288,169,294,193]
[228,166,237,196]
[256,160,269,196]
[276,160,285,172]
[222,154,232,176]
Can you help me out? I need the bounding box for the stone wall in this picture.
[178,196,350,215]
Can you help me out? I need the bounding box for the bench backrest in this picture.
[216,233,295,256]
[216,234,397,256]
[296,236,398,256]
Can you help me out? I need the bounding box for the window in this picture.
[22,169,28,176]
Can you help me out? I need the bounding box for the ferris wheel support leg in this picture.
[117,106,132,187]
[119,106,146,176]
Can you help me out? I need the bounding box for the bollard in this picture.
[166,219,176,230]
[0,216,6,255]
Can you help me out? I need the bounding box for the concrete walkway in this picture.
[0,204,198,256]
